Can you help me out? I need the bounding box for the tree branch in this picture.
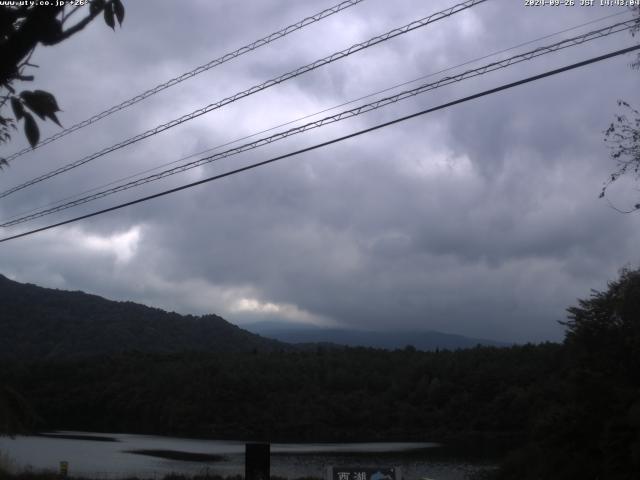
[0,6,63,85]
[57,3,107,42]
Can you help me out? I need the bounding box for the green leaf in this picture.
[113,0,125,26]
[20,90,62,127]
[10,97,24,120]
[23,112,39,148]
[104,3,115,30]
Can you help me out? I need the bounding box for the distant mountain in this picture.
[0,274,287,360]
[244,321,507,351]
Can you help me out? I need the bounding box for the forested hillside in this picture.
[0,274,286,359]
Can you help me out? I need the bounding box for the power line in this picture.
[6,9,629,226]
[0,0,488,199]
[1,18,634,228]
[5,9,627,225]
[1,0,366,164]
[1,44,637,244]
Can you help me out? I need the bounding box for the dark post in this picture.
[245,442,270,480]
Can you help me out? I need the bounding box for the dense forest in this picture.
[1,268,639,479]
[0,343,563,443]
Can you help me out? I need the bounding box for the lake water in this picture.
[0,432,496,480]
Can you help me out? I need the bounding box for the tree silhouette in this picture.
[600,6,640,212]
[0,0,125,167]
[564,267,640,362]
[0,386,35,437]
[0,0,124,436]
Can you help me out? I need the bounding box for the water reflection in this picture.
[0,432,496,480]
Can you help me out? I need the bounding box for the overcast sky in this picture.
[1,0,638,342]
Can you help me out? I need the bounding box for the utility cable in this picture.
[0,0,488,199]
[1,44,638,244]
[4,9,628,225]
[1,18,635,228]
[1,0,366,163]
[5,7,628,222]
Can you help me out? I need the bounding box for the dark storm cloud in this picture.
[1,0,639,343]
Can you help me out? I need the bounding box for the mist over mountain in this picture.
[0,274,505,360]
[244,321,506,351]
[0,274,286,360]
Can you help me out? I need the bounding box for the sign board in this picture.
[59,461,69,477]
[327,466,400,480]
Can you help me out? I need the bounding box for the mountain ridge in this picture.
[0,274,287,360]
[244,321,508,350]
[0,274,505,359]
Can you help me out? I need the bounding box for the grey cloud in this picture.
[1,0,639,344]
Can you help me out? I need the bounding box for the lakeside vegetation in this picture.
[1,344,562,444]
